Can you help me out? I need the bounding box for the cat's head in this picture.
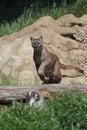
[30,36,43,51]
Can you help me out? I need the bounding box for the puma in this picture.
[30,36,84,84]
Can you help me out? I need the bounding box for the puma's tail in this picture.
[60,63,84,74]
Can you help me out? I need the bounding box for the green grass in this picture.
[0,5,66,37]
[0,72,18,86]
[68,0,87,17]
[1,0,87,37]
[0,1,87,128]
[0,70,31,86]
[0,7,63,37]
[0,92,87,130]
[0,9,35,37]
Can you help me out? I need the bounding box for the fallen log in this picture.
[0,84,87,104]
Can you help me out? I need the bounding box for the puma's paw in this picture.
[38,70,44,76]
[38,70,45,81]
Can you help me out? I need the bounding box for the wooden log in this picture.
[0,84,87,104]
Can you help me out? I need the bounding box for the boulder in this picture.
[0,14,87,85]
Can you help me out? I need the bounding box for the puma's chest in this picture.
[44,63,53,77]
[33,54,42,65]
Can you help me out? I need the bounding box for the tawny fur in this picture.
[30,36,84,84]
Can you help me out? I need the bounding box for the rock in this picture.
[0,14,87,85]
[79,15,87,25]
[56,14,84,27]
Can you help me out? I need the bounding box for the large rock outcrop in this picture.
[0,14,87,85]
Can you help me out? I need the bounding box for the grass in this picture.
[1,0,87,37]
[0,9,35,37]
[0,1,87,129]
[0,5,67,37]
[0,92,87,130]
[0,70,31,86]
[0,8,64,37]
[67,0,87,17]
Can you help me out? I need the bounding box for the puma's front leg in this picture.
[38,68,45,81]
[38,72,45,81]
[38,59,50,81]
[35,63,45,81]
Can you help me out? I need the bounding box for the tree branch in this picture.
[0,84,87,104]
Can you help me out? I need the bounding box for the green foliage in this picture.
[0,71,18,86]
[0,3,66,37]
[68,0,87,16]
[0,92,87,130]
[0,1,87,37]
[0,9,36,37]
[0,70,31,86]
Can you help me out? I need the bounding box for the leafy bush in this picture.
[0,92,87,130]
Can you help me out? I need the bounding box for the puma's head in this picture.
[30,36,43,51]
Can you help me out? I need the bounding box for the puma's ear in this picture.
[30,36,34,41]
[39,36,43,40]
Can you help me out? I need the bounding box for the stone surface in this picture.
[0,14,87,85]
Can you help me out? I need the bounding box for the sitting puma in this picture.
[30,36,84,84]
